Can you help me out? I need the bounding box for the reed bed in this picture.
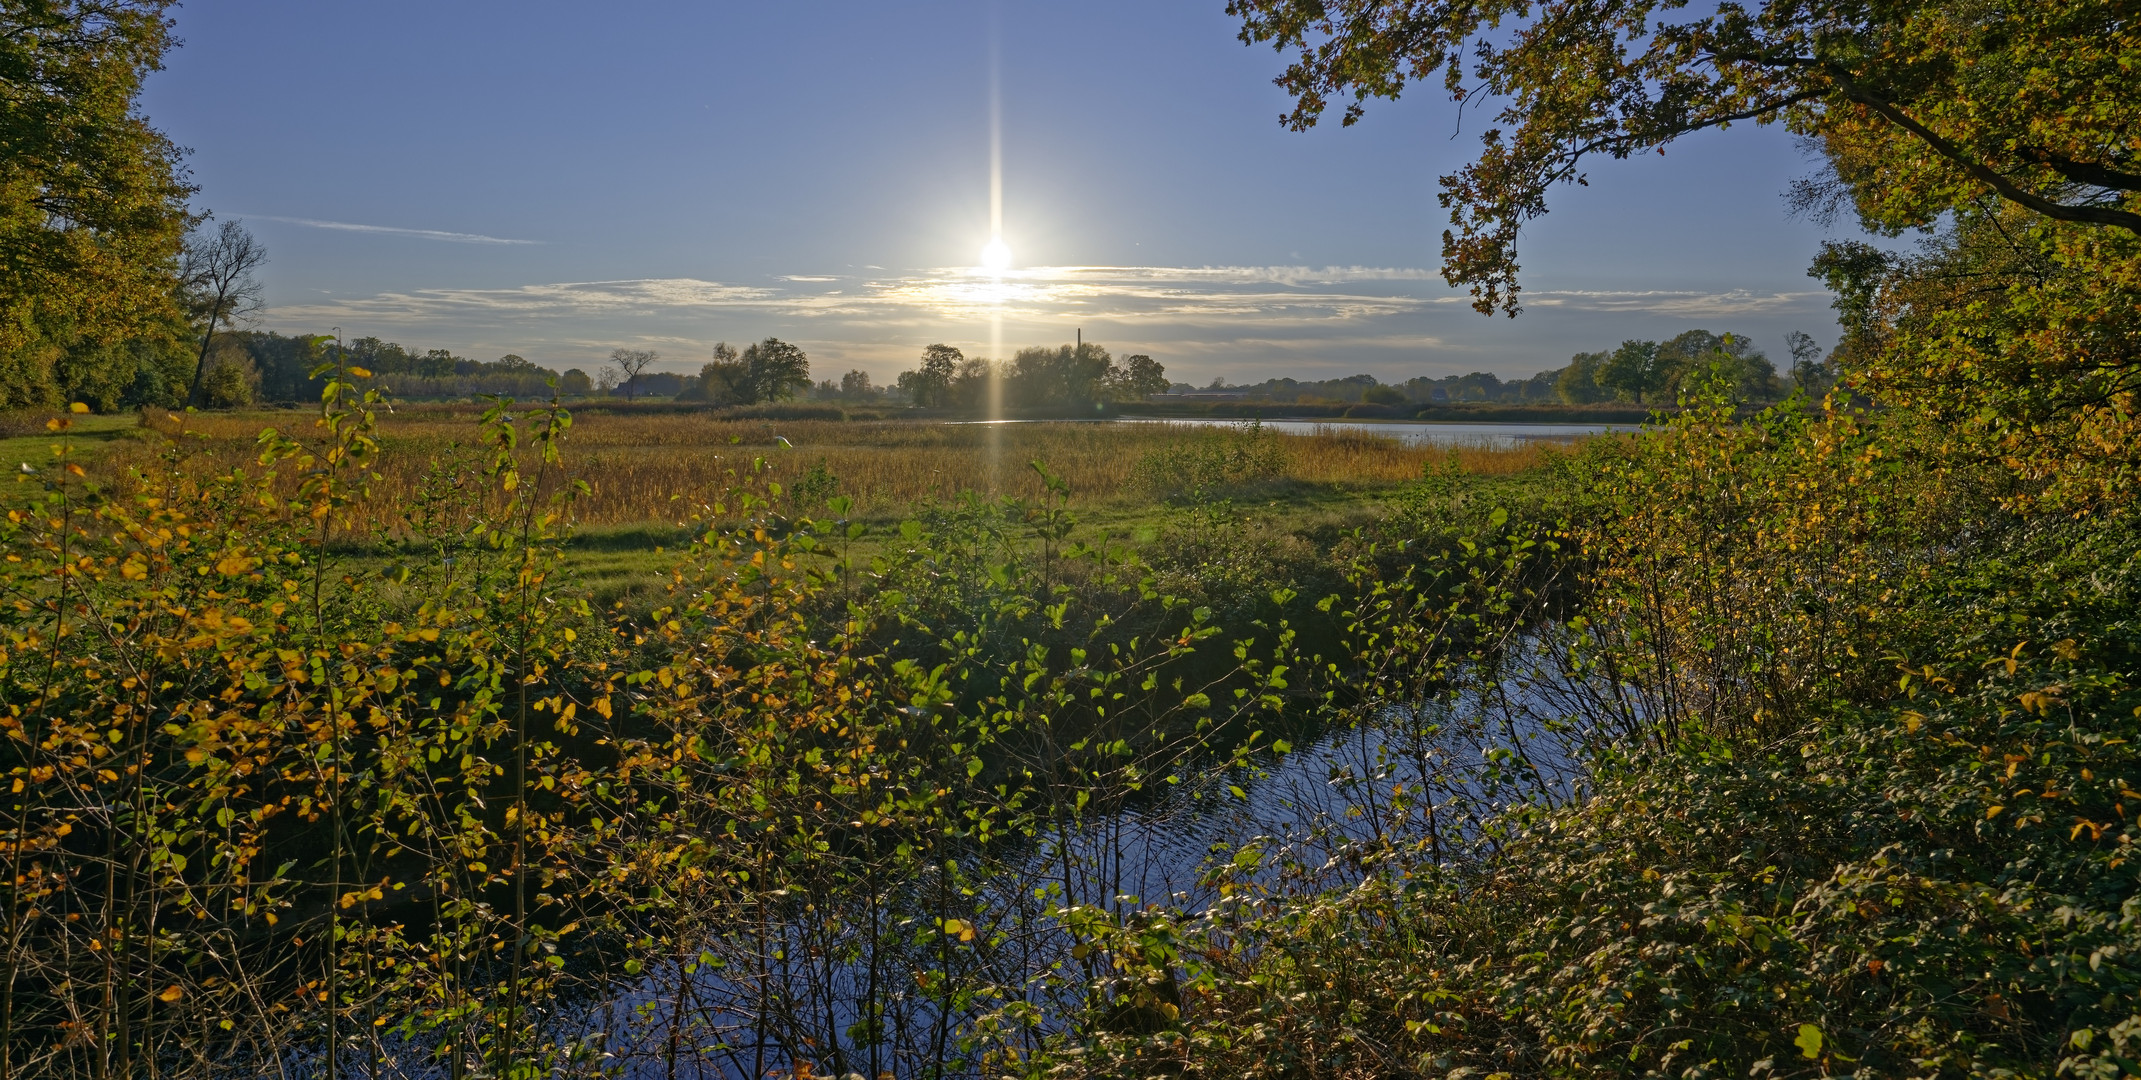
[101,409,1550,529]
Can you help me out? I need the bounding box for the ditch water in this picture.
[580,643,1612,1079]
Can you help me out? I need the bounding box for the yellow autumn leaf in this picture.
[158,984,183,1003]
[1795,1023,1823,1059]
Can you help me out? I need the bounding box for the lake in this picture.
[956,416,1640,448]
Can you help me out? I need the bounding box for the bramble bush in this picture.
[6,333,2136,1080]
[1041,370,2141,1078]
[0,360,1312,1079]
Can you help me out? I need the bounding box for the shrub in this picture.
[1127,422,1290,499]
[0,381,1306,1077]
[1058,640,2141,1078]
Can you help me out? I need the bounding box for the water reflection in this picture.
[580,638,1623,1078]
[953,416,1637,449]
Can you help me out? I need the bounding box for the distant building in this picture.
[621,371,687,397]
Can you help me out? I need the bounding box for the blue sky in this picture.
[144,1,1869,386]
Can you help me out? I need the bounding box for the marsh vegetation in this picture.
[5,0,2138,1075]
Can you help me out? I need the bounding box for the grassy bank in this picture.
[21,401,1556,623]
[7,383,2132,1079]
[88,405,1544,524]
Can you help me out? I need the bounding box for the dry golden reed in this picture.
[109,409,1551,529]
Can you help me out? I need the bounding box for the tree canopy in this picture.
[1229,0,2141,315]
[738,337,811,403]
[896,343,962,408]
[1,0,192,399]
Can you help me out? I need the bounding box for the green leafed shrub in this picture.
[1055,635,2141,1078]
[1127,421,1291,500]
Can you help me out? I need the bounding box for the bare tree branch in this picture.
[181,217,266,408]
[610,348,658,401]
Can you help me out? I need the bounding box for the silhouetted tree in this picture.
[898,344,962,407]
[1105,353,1170,400]
[1784,331,1831,395]
[683,342,746,404]
[1596,340,1665,404]
[739,338,811,402]
[1009,342,1111,409]
[610,348,658,400]
[181,218,266,407]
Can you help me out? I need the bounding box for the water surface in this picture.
[953,416,1638,449]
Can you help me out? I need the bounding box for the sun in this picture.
[979,238,1012,273]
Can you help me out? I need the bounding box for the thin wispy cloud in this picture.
[1524,289,1825,316]
[261,216,540,245]
[1009,265,1445,287]
[271,268,1443,328]
[270,279,778,324]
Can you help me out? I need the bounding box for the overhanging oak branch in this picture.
[1828,72,2141,233]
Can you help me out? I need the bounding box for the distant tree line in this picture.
[178,333,575,405]
[894,342,1169,412]
[1191,329,1830,407]
[159,335,826,408]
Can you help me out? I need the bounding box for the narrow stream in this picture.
[575,640,1616,1079]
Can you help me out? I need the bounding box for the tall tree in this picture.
[1229,0,2141,315]
[1816,206,2141,511]
[1783,330,1831,394]
[1596,339,1664,404]
[684,342,743,404]
[180,218,264,407]
[1009,342,1111,409]
[740,337,811,403]
[1105,353,1170,401]
[898,343,962,408]
[1555,351,1611,405]
[1,0,193,404]
[609,347,657,400]
[1653,329,1780,402]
